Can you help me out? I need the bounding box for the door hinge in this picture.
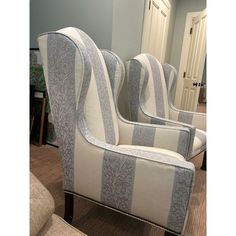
[183,72,186,78]
[149,0,151,10]
[190,27,193,35]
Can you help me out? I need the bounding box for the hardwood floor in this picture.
[30,144,206,236]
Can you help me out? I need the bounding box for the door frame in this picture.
[174,10,206,110]
[141,0,171,63]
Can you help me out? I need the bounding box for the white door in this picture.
[175,9,207,111]
[141,0,171,63]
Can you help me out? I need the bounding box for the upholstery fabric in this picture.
[38,214,86,236]
[126,53,206,159]
[38,27,195,234]
[30,173,55,236]
[118,145,185,161]
[30,173,86,236]
[102,50,194,159]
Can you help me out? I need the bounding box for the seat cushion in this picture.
[191,129,206,158]
[118,145,185,161]
[38,214,87,236]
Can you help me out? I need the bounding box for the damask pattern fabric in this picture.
[126,53,206,159]
[38,27,195,234]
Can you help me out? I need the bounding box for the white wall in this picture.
[30,0,146,118]
[30,0,145,59]
[111,0,146,118]
[111,0,145,61]
[30,0,113,49]
[164,0,177,63]
[170,0,206,71]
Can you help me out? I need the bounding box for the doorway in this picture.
[141,0,171,63]
[174,9,207,111]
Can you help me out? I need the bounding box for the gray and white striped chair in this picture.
[126,54,206,169]
[38,27,195,236]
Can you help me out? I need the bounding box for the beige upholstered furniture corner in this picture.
[30,172,86,236]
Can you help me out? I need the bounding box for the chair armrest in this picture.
[117,116,193,159]
[169,106,206,131]
[76,138,195,235]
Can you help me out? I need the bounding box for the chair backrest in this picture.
[38,27,119,146]
[127,53,169,120]
[162,63,178,108]
[101,50,125,113]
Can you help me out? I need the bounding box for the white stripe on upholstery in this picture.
[169,108,179,121]
[131,159,175,227]
[191,129,206,158]
[74,128,104,202]
[153,128,180,154]
[135,55,157,116]
[84,71,106,143]
[151,55,169,118]
[118,145,185,161]
[38,34,49,89]
[58,27,84,46]
[192,114,206,131]
[117,120,134,145]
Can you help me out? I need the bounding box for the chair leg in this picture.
[64,192,74,223]
[201,151,207,171]
[164,231,176,236]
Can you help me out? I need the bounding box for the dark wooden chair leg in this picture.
[64,192,74,223]
[201,151,206,171]
[164,230,176,236]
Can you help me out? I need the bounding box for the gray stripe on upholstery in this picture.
[76,45,92,120]
[127,60,142,121]
[102,52,116,96]
[167,168,194,233]
[177,130,188,157]
[47,34,76,190]
[178,112,194,124]
[101,150,136,212]
[132,126,156,147]
[139,66,149,106]
[150,117,166,125]
[77,29,116,145]
[162,64,177,106]
[146,54,165,118]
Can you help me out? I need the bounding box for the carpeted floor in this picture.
[30,144,206,236]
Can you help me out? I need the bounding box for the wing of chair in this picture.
[126,53,206,170]
[101,49,195,160]
[38,27,195,236]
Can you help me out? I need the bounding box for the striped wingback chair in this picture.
[38,27,195,236]
[126,53,206,169]
[102,50,194,160]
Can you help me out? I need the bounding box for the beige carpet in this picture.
[30,144,206,236]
